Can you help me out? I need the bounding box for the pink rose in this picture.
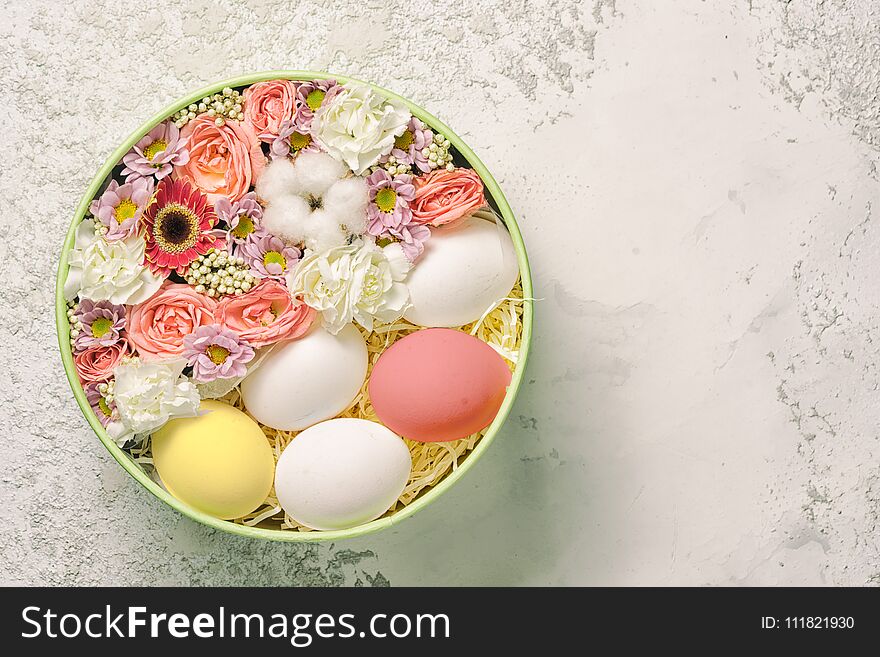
[75,340,131,383]
[216,280,315,348]
[127,283,218,360]
[243,80,298,143]
[175,114,266,203]
[411,167,487,227]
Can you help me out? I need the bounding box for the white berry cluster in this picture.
[377,132,455,176]
[185,248,255,298]
[381,155,409,176]
[173,87,244,129]
[97,379,115,404]
[425,133,454,171]
[66,301,82,346]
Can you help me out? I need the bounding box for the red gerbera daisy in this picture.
[142,178,225,276]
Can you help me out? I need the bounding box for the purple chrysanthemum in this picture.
[366,169,416,236]
[73,299,126,352]
[85,381,118,428]
[89,177,155,241]
[294,79,342,132]
[269,119,322,161]
[380,116,433,173]
[183,324,255,383]
[121,121,190,181]
[215,191,265,246]
[235,233,301,280]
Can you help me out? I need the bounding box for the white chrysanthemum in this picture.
[312,83,411,175]
[287,240,411,334]
[257,151,368,252]
[112,359,201,442]
[63,219,164,305]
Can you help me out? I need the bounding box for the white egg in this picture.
[275,418,412,530]
[404,210,520,327]
[240,323,367,431]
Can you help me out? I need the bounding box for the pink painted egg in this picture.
[369,328,512,442]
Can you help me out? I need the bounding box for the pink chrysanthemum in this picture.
[380,116,433,173]
[73,299,126,352]
[365,169,430,262]
[183,324,255,383]
[89,178,154,241]
[366,169,416,235]
[121,121,189,181]
[85,381,118,428]
[293,79,341,132]
[142,178,225,276]
[214,191,265,246]
[235,233,301,280]
[269,119,322,160]
[396,223,431,262]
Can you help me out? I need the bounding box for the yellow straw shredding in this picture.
[134,279,525,532]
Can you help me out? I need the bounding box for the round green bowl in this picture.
[55,71,534,541]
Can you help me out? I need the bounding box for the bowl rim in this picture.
[55,70,534,542]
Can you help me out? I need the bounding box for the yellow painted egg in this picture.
[151,400,275,520]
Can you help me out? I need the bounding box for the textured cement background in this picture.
[2,0,879,585]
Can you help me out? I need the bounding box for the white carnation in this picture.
[105,419,129,447]
[312,83,411,175]
[112,359,201,442]
[257,151,368,253]
[63,219,164,305]
[287,240,411,334]
[353,242,411,331]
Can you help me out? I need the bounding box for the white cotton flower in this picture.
[63,219,164,305]
[112,359,201,442]
[257,151,368,252]
[287,240,411,334]
[312,83,412,175]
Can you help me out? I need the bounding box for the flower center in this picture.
[114,199,138,224]
[231,216,255,239]
[98,397,113,417]
[363,272,381,299]
[375,188,397,213]
[290,131,311,151]
[259,304,281,327]
[263,251,287,270]
[144,139,168,162]
[306,89,325,111]
[394,129,414,151]
[206,344,230,365]
[91,317,113,338]
[154,203,200,253]
[306,194,323,210]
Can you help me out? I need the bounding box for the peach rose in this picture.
[127,283,217,360]
[411,167,487,227]
[216,280,315,348]
[175,114,266,203]
[75,340,131,383]
[243,80,298,143]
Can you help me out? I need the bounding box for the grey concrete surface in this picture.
[2,0,879,585]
